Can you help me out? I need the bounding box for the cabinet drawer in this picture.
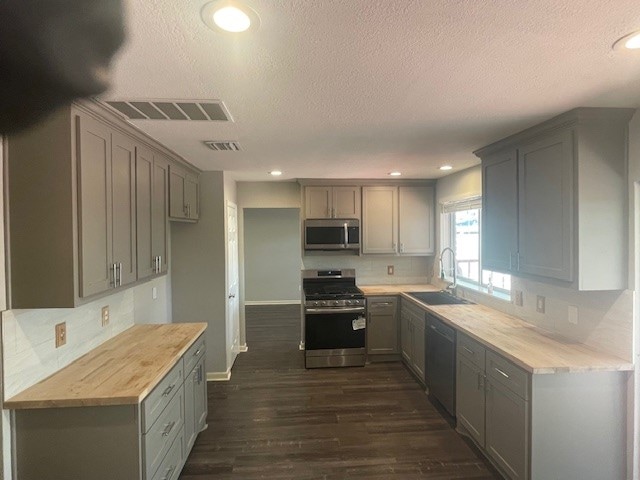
[184,334,206,374]
[144,385,185,480]
[151,426,185,480]
[457,334,486,370]
[142,360,184,432]
[486,351,529,400]
[368,297,397,315]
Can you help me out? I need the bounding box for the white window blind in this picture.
[441,196,482,214]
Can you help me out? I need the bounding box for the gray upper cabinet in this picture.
[363,185,434,255]
[169,164,200,221]
[481,149,518,273]
[304,186,361,219]
[475,108,634,290]
[6,102,189,308]
[136,147,169,280]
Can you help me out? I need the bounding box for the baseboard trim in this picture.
[207,370,231,381]
[238,344,248,352]
[244,300,301,306]
[299,341,305,351]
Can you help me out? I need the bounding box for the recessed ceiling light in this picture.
[613,30,640,50]
[389,171,402,176]
[270,170,282,176]
[201,1,260,34]
[439,165,453,171]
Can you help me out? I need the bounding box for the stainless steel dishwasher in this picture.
[425,313,456,417]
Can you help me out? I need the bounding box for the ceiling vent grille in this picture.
[103,100,232,122]
[204,141,241,151]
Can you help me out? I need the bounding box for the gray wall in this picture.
[244,208,301,302]
[171,171,228,377]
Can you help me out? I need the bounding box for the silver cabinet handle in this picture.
[162,465,176,480]
[494,367,510,379]
[159,255,162,272]
[118,263,123,286]
[153,256,158,273]
[197,364,203,383]
[111,263,117,287]
[162,420,176,437]
[370,302,393,307]
[162,384,176,397]
[462,346,474,355]
[194,348,201,357]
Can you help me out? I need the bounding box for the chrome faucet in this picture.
[439,247,457,293]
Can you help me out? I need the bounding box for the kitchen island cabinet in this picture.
[6,324,208,480]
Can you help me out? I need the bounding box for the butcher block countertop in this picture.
[361,284,632,374]
[5,323,207,410]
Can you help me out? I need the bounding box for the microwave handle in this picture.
[344,223,348,248]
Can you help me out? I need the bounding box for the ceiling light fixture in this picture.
[270,170,282,176]
[201,1,260,34]
[389,171,402,176]
[613,30,640,50]
[439,165,453,171]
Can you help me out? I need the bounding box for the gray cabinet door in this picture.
[398,186,434,255]
[367,298,398,355]
[400,308,412,363]
[486,378,529,480]
[482,149,518,273]
[305,186,332,218]
[169,168,186,219]
[111,132,137,286]
[194,359,208,432]
[135,146,154,279]
[185,175,199,220]
[362,186,398,254]
[77,114,113,298]
[184,365,197,451]
[518,131,573,281]
[411,315,426,383]
[456,354,486,447]
[333,186,361,219]
[152,156,169,272]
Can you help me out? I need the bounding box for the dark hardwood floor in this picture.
[180,305,499,479]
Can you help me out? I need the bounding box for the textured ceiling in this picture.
[104,0,640,181]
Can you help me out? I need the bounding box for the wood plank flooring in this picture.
[180,305,499,479]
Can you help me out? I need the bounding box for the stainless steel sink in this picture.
[406,291,474,305]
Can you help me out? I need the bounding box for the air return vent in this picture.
[103,100,232,121]
[204,141,241,151]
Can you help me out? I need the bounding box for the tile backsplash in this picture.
[2,289,134,400]
[302,254,434,285]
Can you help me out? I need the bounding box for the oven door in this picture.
[304,306,366,368]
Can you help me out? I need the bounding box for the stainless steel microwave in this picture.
[304,219,360,251]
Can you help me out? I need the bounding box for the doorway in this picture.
[226,202,240,368]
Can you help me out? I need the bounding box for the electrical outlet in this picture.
[514,290,523,307]
[536,295,546,314]
[568,305,579,325]
[101,306,110,327]
[152,287,158,300]
[55,322,66,348]
[387,265,394,275]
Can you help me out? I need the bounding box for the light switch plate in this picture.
[101,306,110,327]
[536,295,546,314]
[55,322,66,348]
[152,287,158,300]
[387,265,394,275]
[568,305,578,325]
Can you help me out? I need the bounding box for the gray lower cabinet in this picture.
[13,336,208,480]
[456,333,628,480]
[366,296,399,357]
[399,299,426,384]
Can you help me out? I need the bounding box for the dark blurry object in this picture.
[0,0,126,134]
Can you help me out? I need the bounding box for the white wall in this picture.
[244,208,301,302]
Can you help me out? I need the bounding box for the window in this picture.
[441,198,511,297]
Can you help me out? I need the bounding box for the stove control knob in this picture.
[333,300,339,306]
[345,300,352,305]
[314,301,320,307]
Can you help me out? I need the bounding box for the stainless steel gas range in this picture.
[302,269,366,368]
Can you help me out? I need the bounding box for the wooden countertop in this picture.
[5,323,207,409]
[359,284,439,295]
[400,294,632,374]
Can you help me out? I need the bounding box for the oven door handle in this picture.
[305,307,366,314]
